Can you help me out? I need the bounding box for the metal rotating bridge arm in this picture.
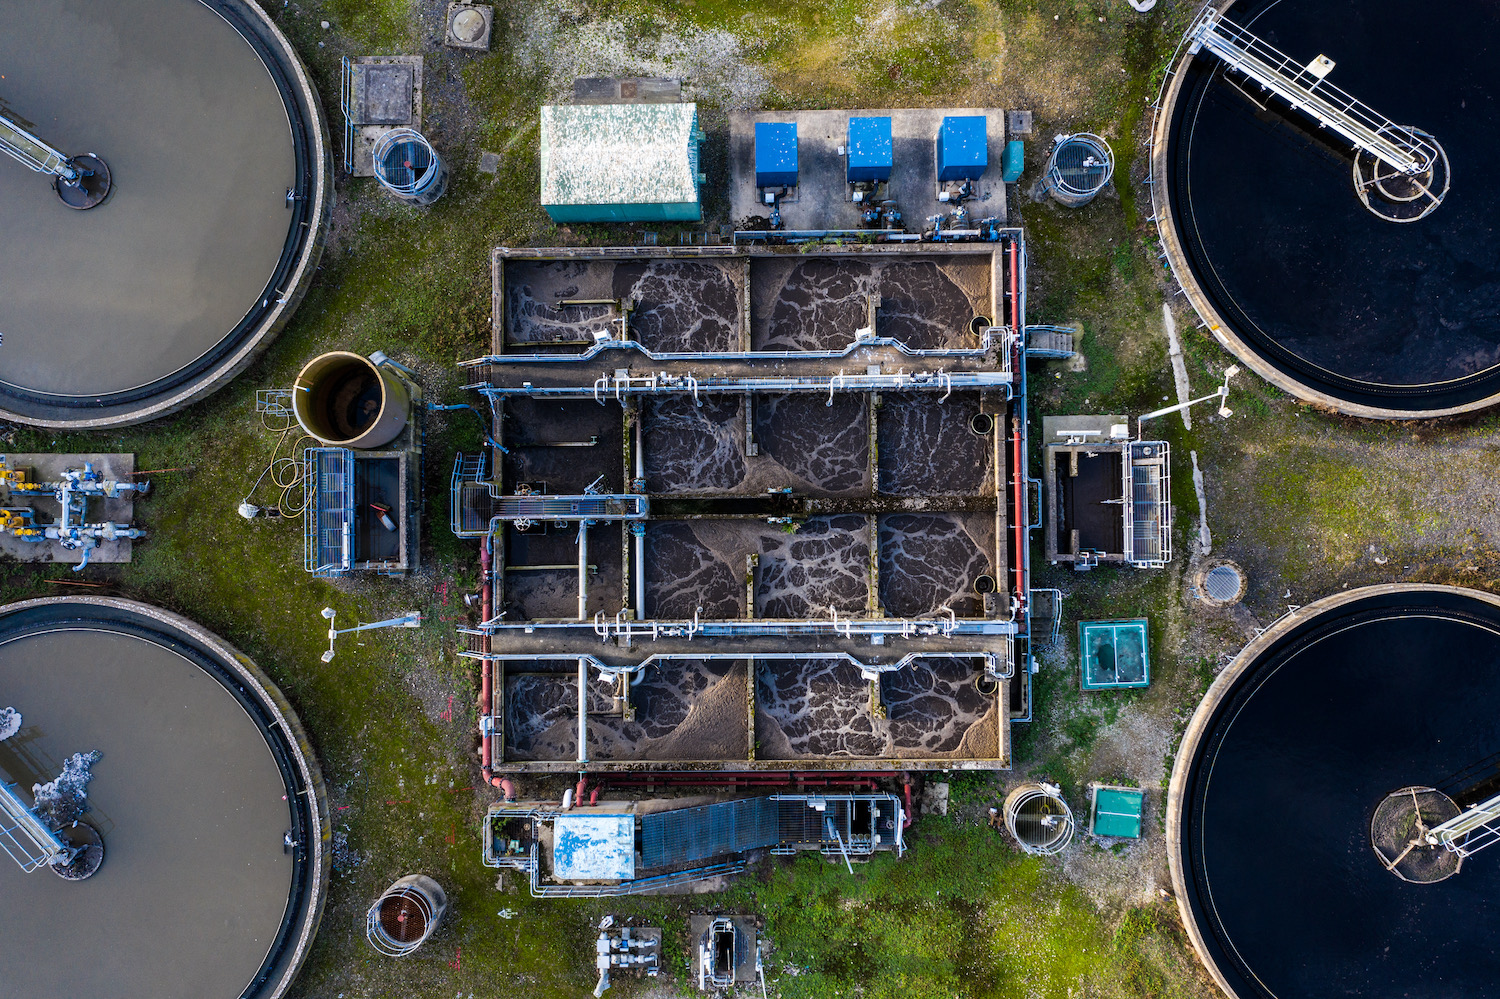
[0,107,112,208]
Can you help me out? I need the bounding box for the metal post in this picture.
[633,524,647,620]
[577,522,590,622]
[577,656,589,764]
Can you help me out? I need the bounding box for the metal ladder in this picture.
[1187,8,1431,175]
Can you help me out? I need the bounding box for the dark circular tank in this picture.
[0,0,330,428]
[0,597,328,998]
[1152,0,1500,417]
[1168,585,1500,999]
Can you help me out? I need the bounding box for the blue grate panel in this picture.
[640,797,779,870]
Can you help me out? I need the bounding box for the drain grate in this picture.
[1204,564,1243,602]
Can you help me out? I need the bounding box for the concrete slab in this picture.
[729,108,1009,230]
[0,453,136,565]
[346,57,423,177]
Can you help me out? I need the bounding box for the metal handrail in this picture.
[460,330,1015,368]
[1187,8,1432,174]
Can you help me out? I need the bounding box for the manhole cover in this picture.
[1204,563,1243,602]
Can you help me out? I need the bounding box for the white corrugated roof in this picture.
[540,103,699,206]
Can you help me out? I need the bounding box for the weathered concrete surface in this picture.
[0,453,136,565]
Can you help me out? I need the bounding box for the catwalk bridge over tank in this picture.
[453,241,1045,775]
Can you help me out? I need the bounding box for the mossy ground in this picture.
[12,0,1500,996]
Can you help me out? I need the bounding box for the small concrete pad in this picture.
[345,56,424,177]
[0,453,137,565]
[729,108,1009,229]
[353,64,412,125]
[573,77,683,104]
[444,3,493,51]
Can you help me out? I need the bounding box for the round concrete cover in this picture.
[0,0,295,400]
[453,8,486,41]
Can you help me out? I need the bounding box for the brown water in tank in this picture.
[0,628,293,999]
[321,364,383,438]
[0,0,296,399]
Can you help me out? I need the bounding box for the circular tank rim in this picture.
[1164,582,1500,999]
[0,595,331,999]
[292,350,411,449]
[1148,0,1500,421]
[0,0,333,431]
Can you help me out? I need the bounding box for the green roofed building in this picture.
[540,103,705,222]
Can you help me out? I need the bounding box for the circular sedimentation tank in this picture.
[0,597,328,999]
[1168,585,1500,999]
[0,0,330,429]
[1152,0,1500,417]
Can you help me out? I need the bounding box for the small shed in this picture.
[937,115,987,181]
[1090,785,1145,839]
[540,103,704,222]
[847,116,892,183]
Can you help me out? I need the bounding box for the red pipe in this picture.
[479,536,503,787]
[575,776,589,802]
[498,776,517,802]
[1008,238,1028,616]
[589,786,600,806]
[595,771,882,790]
[902,781,914,829]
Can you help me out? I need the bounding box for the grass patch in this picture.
[729,817,1199,999]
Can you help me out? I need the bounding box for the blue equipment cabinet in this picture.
[937,115,987,182]
[846,116,892,184]
[755,122,798,188]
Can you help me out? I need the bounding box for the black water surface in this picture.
[1167,0,1500,411]
[1180,591,1500,998]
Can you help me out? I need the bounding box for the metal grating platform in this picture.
[305,448,355,576]
[1204,564,1243,602]
[639,797,779,870]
